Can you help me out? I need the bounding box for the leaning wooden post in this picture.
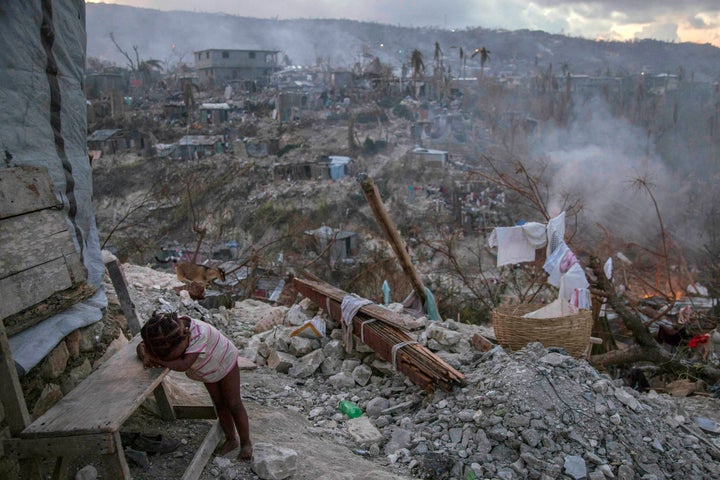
[102,250,141,336]
[359,175,427,307]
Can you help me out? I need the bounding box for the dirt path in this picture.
[116,371,417,480]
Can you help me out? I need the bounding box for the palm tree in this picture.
[410,49,425,98]
[472,46,491,77]
[138,59,163,87]
[433,41,444,99]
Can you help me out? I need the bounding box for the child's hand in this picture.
[137,342,161,368]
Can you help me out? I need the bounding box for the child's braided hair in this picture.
[140,310,189,359]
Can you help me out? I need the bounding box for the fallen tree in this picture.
[587,255,720,384]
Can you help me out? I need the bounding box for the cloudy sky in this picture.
[87,0,720,47]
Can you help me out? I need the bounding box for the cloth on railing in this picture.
[341,294,373,353]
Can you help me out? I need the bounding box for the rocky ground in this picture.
[71,264,720,480]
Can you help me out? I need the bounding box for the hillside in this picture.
[87,3,720,80]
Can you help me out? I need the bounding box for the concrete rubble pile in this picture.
[124,265,720,480]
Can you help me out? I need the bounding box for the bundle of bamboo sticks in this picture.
[293,277,466,392]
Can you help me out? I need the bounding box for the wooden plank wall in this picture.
[0,167,87,326]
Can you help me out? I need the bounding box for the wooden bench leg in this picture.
[101,431,130,480]
[51,456,72,480]
[154,380,176,421]
[19,458,42,480]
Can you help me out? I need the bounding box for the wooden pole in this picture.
[359,176,427,306]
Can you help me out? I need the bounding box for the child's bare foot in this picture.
[237,444,253,461]
[214,439,239,456]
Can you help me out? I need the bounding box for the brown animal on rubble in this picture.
[175,262,226,285]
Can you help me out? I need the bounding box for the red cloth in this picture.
[688,334,710,349]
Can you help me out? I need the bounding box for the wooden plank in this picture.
[4,433,116,458]
[0,166,60,219]
[21,336,169,437]
[104,258,141,335]
[0,208,84,278]
[173,405,217,420]
[180,421,222,480]
[3,283,96,337]
[0,320,31,436]
[0,256,77,321]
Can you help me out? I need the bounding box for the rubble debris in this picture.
[120,265,720,480]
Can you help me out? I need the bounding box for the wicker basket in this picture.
[492,304,593,357]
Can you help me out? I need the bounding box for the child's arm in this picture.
[152,352,200,372]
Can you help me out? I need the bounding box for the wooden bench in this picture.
[4,335,220,479]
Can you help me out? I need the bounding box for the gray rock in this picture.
[328,371,356,389]
[564,455,587,480]
[288,349,325,378]
[267,351,296,374]
[384,428,412,454]
[251,442,298,480]
[74,465,98,480]
[352,364,373,386]
[365,396,390,417]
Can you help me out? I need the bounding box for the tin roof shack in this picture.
[253,272,286,303]
[304,226,359,267]
[272,155,353,181]
[410,147,448,169]
[88,129,151,156]
[194,48,280,87]
[176,135,226,160]
[200,102,232,124]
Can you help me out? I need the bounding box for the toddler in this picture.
[137,310,252,460]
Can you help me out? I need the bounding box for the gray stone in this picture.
[384,428,412,454]
[365,397,390,417]
[588,471,606,480]
[617,464,634,480]
[251,442,298,480]
[341,358,361,374]
[614,388,640,411]
[521,427,542,447]
[323,339,344,359]
[289,336,317,356]
[564,455,587,480]
[540,352,571,366]
[74,465,98,480]
[320,356,342,375]
[352,364,373,386]
[328,371,356,389]
[288,349,325,378]
[267,351,296,374]
[346,416,384,446]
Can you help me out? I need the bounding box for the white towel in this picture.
[341,294,373,353]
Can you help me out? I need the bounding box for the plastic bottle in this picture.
[339,400,363,419]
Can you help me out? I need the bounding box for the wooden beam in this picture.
[359,176,427,306]
[180,421,222,480]
[103,252,141,335]
[4,433,116,458]
[293,277,423,331]
[0,319,30,436]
